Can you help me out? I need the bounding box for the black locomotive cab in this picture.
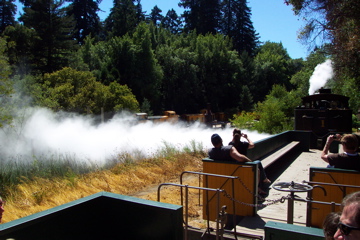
[294,88,352,148]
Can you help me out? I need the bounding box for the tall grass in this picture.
[0,140,207,224]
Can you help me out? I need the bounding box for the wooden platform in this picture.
[233,149,326,238]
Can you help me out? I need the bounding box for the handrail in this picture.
[157,183,224,240]
[179,171,243,238]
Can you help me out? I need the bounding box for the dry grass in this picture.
[2,152,207,227]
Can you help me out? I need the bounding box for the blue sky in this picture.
[15,0,308,59]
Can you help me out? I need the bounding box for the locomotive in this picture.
[294,88,352,148]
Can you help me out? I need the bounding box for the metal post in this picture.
[184,185,189,240]
[287,192,294,224]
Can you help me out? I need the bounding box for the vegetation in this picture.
[0,142,206,224]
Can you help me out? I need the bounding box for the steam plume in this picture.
[308,59,333,95]
[0,108,269,165]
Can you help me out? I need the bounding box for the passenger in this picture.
[208,133,270,195]
[321,134,360,171]
[229,131,271,186]
[228,128,255,156]
[334,191,360,239]
[208,133,251,163]
[323,212,340,240]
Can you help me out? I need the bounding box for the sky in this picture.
[14,0,308,60]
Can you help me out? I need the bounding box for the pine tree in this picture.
[180,0,221,34]
[161,9,182,34]
[67,0,102,44]
[147,5,163,26]
[0,0,16,33]
[105,0,144,37]
[220,0,259,56]
[20,0,77,74]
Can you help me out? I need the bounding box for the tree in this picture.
[180,0,221,34]
[0,37,14,127]
[147,5,163,26]
[252,41,295,102]
[220,0,259,56]
[253,85,300,134]
[19,0,77,74]
[285,0,360,92]
[67,0,102,44]
[0,0,16,33]
[37,67,139,114]
[104,0,144,38]
[161,9,182,34]
[1,23,38,75]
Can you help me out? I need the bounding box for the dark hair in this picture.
[233,128,241,136]
[323,212,340,240]
[232,133,241,146]
[211,134,222,145]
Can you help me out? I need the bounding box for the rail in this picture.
[179,171,240,239]
[157,183,225,240]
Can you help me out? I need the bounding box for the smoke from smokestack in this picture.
[308,59,333,95]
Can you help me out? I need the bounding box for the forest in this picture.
[0,0,359,134]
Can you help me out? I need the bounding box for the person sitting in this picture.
[208,133,270,195]
[323,212,340,240]
[333,191,360,239]
[321,134,360,171]
[208,133,251,163]
[228,128,255,156]
[228,131,271,186]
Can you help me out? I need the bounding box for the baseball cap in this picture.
[211,134,222,145]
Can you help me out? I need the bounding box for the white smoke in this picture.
[308,59,333,95]
[0,108,269,165]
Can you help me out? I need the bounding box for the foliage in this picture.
[239,85,302,134]
[104,0,144,38]
[252,41,297,103]
[19,0,78,74]
[180,0,221,34]
[161,9,183,34]
[230,111,257,130]
[253,97,291,134]
[67,0,102,44]
[36,67,139,114]
[0,0,17,33]
[1,23,38,75]
[0,37,14,127]
[220,0,259,56]
[286,0,360,93]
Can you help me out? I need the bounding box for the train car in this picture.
[135,111,179,124]
[294,88,352,148]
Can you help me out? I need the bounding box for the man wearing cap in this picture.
[209,133,252,162]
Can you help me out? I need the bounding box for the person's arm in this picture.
[321,135,334,163]
[243,133,255,149]
[230,146,252,162]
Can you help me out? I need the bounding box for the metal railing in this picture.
[157,182,225,240]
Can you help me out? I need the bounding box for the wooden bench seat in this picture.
[201,159,259,220]
[307,167,360,228]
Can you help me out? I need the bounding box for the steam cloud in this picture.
[308,59,333,95]
[0,108,269,165]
